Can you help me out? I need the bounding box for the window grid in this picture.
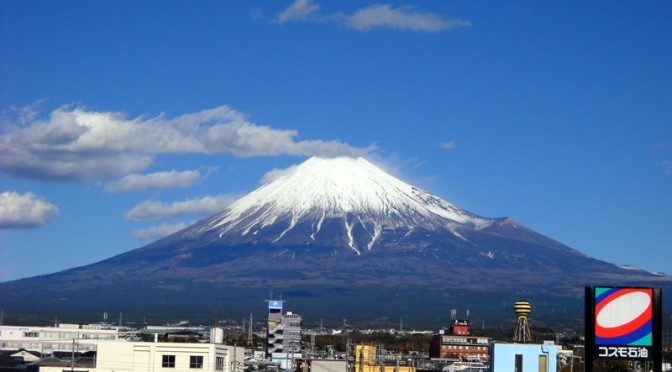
[190,355,204,369]
[162,355,176,368]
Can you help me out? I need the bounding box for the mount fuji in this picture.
[1,157,669,327]
[173,157,498,253]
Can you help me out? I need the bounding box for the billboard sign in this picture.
[585,286,662,365]
[268,300,283,310]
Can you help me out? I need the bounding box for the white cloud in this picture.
[106,170,201,193]
[0,105,374,183]
[261,164,301,184]
[442,141,457,149]
[130,221,193,241]
[347,4,470,32]
[275,1,470,33]
[0,191,59,228]
[275,0,320,24]
[124,194,239,222]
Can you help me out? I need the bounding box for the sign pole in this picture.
[584,286,595,372]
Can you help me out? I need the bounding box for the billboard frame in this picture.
[584,286,662,372]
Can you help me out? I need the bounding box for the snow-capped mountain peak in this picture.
[194,157,495,252]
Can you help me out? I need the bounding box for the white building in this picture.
[0,324,118,353]
[2,324,244,372]
[31,341,244,372]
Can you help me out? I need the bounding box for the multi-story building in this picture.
[266,301,303,356]
[281,311,302,354]
[2,323,244,372]
[266,300,284,356]
[266,300,303,371]
[34,341,244,372]
[0,324,119,354]
[429,319,490,362]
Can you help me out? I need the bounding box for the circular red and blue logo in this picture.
[595,287,653,346]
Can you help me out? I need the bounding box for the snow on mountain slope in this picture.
[193,157,497,252]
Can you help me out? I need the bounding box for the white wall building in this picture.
[37,341,244,372]
[2,324,244,372]
[0,324,118,353]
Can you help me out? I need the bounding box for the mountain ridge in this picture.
[0,156,669,327]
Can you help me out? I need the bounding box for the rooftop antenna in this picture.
[466,309,470,320]
[450,309,457,320]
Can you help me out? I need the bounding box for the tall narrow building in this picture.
[266,300,303,358]
[266,300,284,357]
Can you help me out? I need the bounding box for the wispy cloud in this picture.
[0,105,374,183]
[275,0,320,24]
[275,0,470,33]
[647,141,672,175]
[664,160,672,176]
[647,141,672,149]
[441,140,457,150]
[124,194,239,222]
[106,170,202,193]
[346,4,471,32]
[0,191,59,229]
[130,221,193,241]
[261,164,301,184]
[5,101,46,125]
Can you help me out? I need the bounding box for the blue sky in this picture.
[1,1,670,282]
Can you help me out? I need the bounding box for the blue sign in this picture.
[268,301,283,309]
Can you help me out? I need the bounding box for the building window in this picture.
[190,355,203,369]
[216,357,224,371]
[515,354,523,372]
[162,355,176,368]
[538,355,547,372]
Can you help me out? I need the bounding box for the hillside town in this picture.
[1,298,670,372]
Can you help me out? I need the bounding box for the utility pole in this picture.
[71,339,75,371]
[233,342,237,372]
[247,313,253,346]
